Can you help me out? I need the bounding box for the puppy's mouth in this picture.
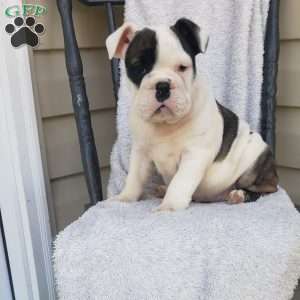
[154,104,172,115]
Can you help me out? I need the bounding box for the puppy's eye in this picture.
[178,65,188,72]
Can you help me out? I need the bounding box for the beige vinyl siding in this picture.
[277,0,300,206]
[32,1,123,232]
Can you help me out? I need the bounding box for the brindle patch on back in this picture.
[236,146,279,194]
[215,102,239,161]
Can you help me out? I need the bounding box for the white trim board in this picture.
[0,1,55,299]
[28,49,58,236]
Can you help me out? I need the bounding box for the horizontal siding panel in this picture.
[34,49,115,118]
[51,167,110,231]
[276,107,300,169]
[277,166,300,206]
[279,0,300,40]
[277,41,300,107]
[44,109,116,179]
[35,1,123,50]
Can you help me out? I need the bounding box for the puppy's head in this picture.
[106,18,209,124]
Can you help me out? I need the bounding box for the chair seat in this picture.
[54,188,300,300]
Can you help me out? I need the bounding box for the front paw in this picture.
[154,195,190,212]
[113,192,139,203]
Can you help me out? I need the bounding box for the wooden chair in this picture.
[55,1,300,297]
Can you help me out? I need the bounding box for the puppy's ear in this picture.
[106,22,137,60]
[172,18,209,54]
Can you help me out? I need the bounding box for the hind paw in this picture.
[226,190,245,205]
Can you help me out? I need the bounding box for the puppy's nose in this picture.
[155,81,170,102]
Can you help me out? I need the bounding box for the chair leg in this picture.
[57,0,103,205]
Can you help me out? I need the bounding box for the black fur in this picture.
[125,28,157,87]
[243,191,261,203]
[215,102,239,161]
[171,18,206,73]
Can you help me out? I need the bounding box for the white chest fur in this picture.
[150,141,182,185]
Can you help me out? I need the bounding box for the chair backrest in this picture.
[260,0,280,152]
[57,0,280,206]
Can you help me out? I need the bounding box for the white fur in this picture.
[109,25,267,211]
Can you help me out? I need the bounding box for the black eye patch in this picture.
[170,18,202,74]
[125,28,157,87]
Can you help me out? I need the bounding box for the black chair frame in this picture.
[56,0,280,207]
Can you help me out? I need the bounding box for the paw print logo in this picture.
[5,16,45,48]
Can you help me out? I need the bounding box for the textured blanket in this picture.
[54,189,300,299]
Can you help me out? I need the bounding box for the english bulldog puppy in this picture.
[106,18,278,211]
